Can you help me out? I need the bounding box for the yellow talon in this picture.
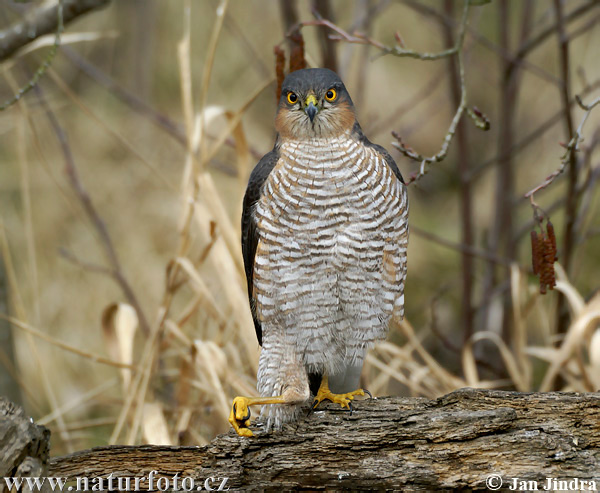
[229,397,254,437]
[228,394,289,437]
[312,375,365,410]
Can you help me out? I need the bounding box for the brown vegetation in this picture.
[0,0,599,458]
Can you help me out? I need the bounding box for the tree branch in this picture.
[42,389,600,490]
[524,95,600,202]
[0,0,110,62]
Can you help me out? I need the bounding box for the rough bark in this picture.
[44,389,600,491]
[0,397,50,492]
[0,0,110,62]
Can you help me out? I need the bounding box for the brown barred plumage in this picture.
[229,68,408,436]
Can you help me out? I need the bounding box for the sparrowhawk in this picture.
[229,68,408,436]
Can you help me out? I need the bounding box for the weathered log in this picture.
[0,0,111,62]
[45,388,600,491]
[0,397,50,493]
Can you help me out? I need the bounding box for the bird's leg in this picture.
[312,375,369,412]
[229,386,308,437]
[229,396,285,437]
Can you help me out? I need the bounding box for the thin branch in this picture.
[297,8,468,62]
[441,0,473,342]
[398,0,561,86]
[197,0,230,172]
[514,164,600,243]
[573,133,600,235]
[61,47,186,144]
[0,0,109,61]
[311,0,338,72]
[60,47,264,161]
[515,0,600,62]
[35,88,151,337]
[368,67,446,137]
[524,95,600,201]
[482,0,532,343]
[392,46,467,183]
[411,226,519,268]
[1,314,136,370]
[553,0,578,287]
[279,0,300,33]
[376,0,471,184]
[0,0,64,110]
[467,78,600,182]
[58,247,113,276]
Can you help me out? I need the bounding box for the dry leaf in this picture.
[101,303,138,392]
[142,402,173,445]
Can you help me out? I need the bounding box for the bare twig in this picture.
[0,0,64,110]
[58,248,113,276]
[1,315,136,370]
[412,227,517,268]
[377,0,472,184]
[368,68,446,137]
[0,0,109,62]
[524,95,600,201]
[61,47,185,143]
[481,0,532,343]
[553,0,578,295]
[279,0,300,33]
[441,0,473,341]
[392,48,466,183]
[296,12,468,61]
[35,88,151,337]
[398,0,560,86]
[311,0,338,72]
[467,78,600,182]
[197,0,229,172]
[515,1,600,62]
[61,47,264,161]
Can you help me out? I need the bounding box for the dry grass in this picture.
[0,1,599,454]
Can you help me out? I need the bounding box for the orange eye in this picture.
[287,92,298,104]
[325,88,337,101]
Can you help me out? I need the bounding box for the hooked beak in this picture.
[304,94,318,122]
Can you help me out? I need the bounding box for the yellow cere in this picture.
[305,94,318,107]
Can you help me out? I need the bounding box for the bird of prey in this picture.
[229,68,408,436]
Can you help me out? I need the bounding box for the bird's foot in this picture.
[312,387,369,413]
[228,394,288,436]
[229,396,253,437]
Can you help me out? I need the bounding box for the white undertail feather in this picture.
[254,130,408,429]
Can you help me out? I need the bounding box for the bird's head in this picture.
[275,68,356,139]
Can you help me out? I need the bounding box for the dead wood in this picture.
[0,397,50,490]
[0,0,110,62]
[41,388,600,490]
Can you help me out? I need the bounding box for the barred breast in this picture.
[253,132,408,376]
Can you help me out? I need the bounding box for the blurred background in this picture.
[0,0,599,455]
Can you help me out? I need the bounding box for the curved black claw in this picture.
[348,401,353,415]
[233,402,251,423]
[363,389,373,399]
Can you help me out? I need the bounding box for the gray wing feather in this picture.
[241,144,280,346]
